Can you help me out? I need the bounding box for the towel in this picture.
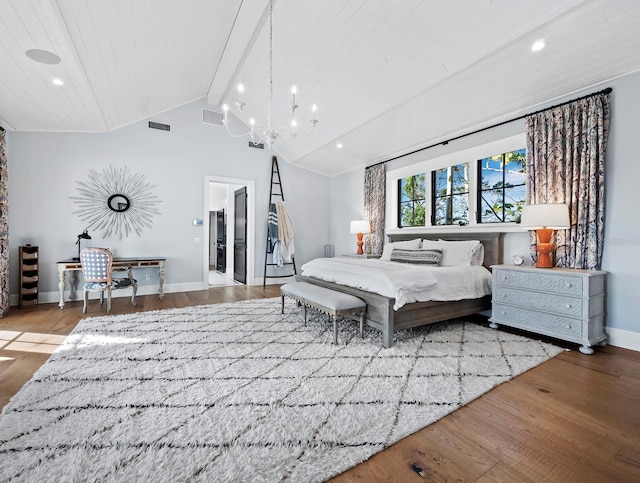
[275,201,295,262]
[267,203,278,253]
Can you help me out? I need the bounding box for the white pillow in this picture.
[380,238,422,260]
[420,239,482,266]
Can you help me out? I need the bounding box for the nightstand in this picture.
[340,253,381,259]
[489,264,607,355]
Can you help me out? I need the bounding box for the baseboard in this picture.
[13,282,207,306]
[255,276,295,286]
[606,327,640,352]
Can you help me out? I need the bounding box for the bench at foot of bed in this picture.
[280,281,366,345]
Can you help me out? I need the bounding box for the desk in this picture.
[57,257,166,309]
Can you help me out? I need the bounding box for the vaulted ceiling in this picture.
[1,0,639,176]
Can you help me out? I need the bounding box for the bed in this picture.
[296,232,504,348]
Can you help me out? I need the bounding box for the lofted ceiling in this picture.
[1,0,640,176]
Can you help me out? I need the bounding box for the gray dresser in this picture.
[489,265,607,354]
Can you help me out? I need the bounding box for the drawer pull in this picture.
[502,294,507,298]
[502,276,508,281]
[566,325,572,329]
[565,304,572,308]
[501,310,507,315]
[565,282,573,287]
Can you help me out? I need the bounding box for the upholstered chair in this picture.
[79,248,137,313]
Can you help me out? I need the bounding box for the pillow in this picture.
[390,248,443,265]
[420,239,482,266]
[380,238,422,260]
[470,243,485,266]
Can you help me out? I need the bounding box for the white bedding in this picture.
[300,257,492,310]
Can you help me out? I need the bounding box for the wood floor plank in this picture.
[1,286,639,482]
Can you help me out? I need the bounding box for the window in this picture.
[431,163,470,225]
[477,149,526,223]
[398,174,426,227]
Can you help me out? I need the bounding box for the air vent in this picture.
[202,109,223,126]
[148,121,170,131]
[248,141,264,149]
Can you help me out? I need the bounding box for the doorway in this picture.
[203,176,255,287]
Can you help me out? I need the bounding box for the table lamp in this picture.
[74,229,92,261]
[350,220,371,255]
[521,203,570,268]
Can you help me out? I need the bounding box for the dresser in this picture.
[489,264,607,354]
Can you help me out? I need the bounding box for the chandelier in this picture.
[221,0,318,148]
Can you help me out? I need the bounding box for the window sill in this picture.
[386,224,527,235]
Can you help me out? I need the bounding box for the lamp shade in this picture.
[350,219,371,234]
[521,203,570,229]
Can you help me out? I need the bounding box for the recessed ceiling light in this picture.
[531,39,545,52]
[25,48,61,65]
[336,143,343,149]
[52,78,64,86]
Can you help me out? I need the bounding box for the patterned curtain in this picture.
[0,128,8,316]
[525,92,611,270]
[363,163,385,255]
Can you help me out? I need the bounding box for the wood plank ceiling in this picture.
[1,0,639,176]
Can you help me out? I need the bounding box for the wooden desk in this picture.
[57,257,166,309]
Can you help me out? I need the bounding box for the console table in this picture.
[57,257,166,309]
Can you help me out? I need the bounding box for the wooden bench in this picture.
[280,282,367,344]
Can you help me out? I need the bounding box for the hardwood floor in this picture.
[1,287,639,482]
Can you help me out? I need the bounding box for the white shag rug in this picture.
[0,297,563,482]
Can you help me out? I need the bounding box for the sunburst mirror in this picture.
[71,166,161,239]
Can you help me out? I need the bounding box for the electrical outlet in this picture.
[145,275,150,281]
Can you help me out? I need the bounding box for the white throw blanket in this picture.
[275,201,295,262]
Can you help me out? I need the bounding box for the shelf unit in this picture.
[19,245,39,307]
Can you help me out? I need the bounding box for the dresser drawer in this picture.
[493,286,583,318]
[493,268,583,296]
[492,303,582,339]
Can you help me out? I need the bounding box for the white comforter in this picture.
[300,258,492,310]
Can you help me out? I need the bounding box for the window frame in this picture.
[397,174,427,228]
[385,133,526,235]
[430,162,471,226]
[476,149,527,224]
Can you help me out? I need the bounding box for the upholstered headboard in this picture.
[386,232,504,269]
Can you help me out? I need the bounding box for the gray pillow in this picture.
[390,248,443,265]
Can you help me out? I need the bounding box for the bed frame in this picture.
[296,232,504,348]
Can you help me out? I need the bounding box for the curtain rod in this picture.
[369,86,613,168]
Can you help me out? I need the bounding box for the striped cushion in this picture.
[390,248,443,265]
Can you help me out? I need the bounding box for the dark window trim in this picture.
[476,151,526,224]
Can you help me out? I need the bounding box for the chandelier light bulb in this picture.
[237,83,245,93]
[291,85,297,95]
[291,119,297,128]
[250,118,255,126]
[312,104,317,112]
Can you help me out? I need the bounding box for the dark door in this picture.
[216,209,226,273]
[233,187,247,284]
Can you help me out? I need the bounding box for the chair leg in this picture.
[333,316,338,345]
[107,287,112,312]
[83,290,88,314]
[131,283,137,306]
